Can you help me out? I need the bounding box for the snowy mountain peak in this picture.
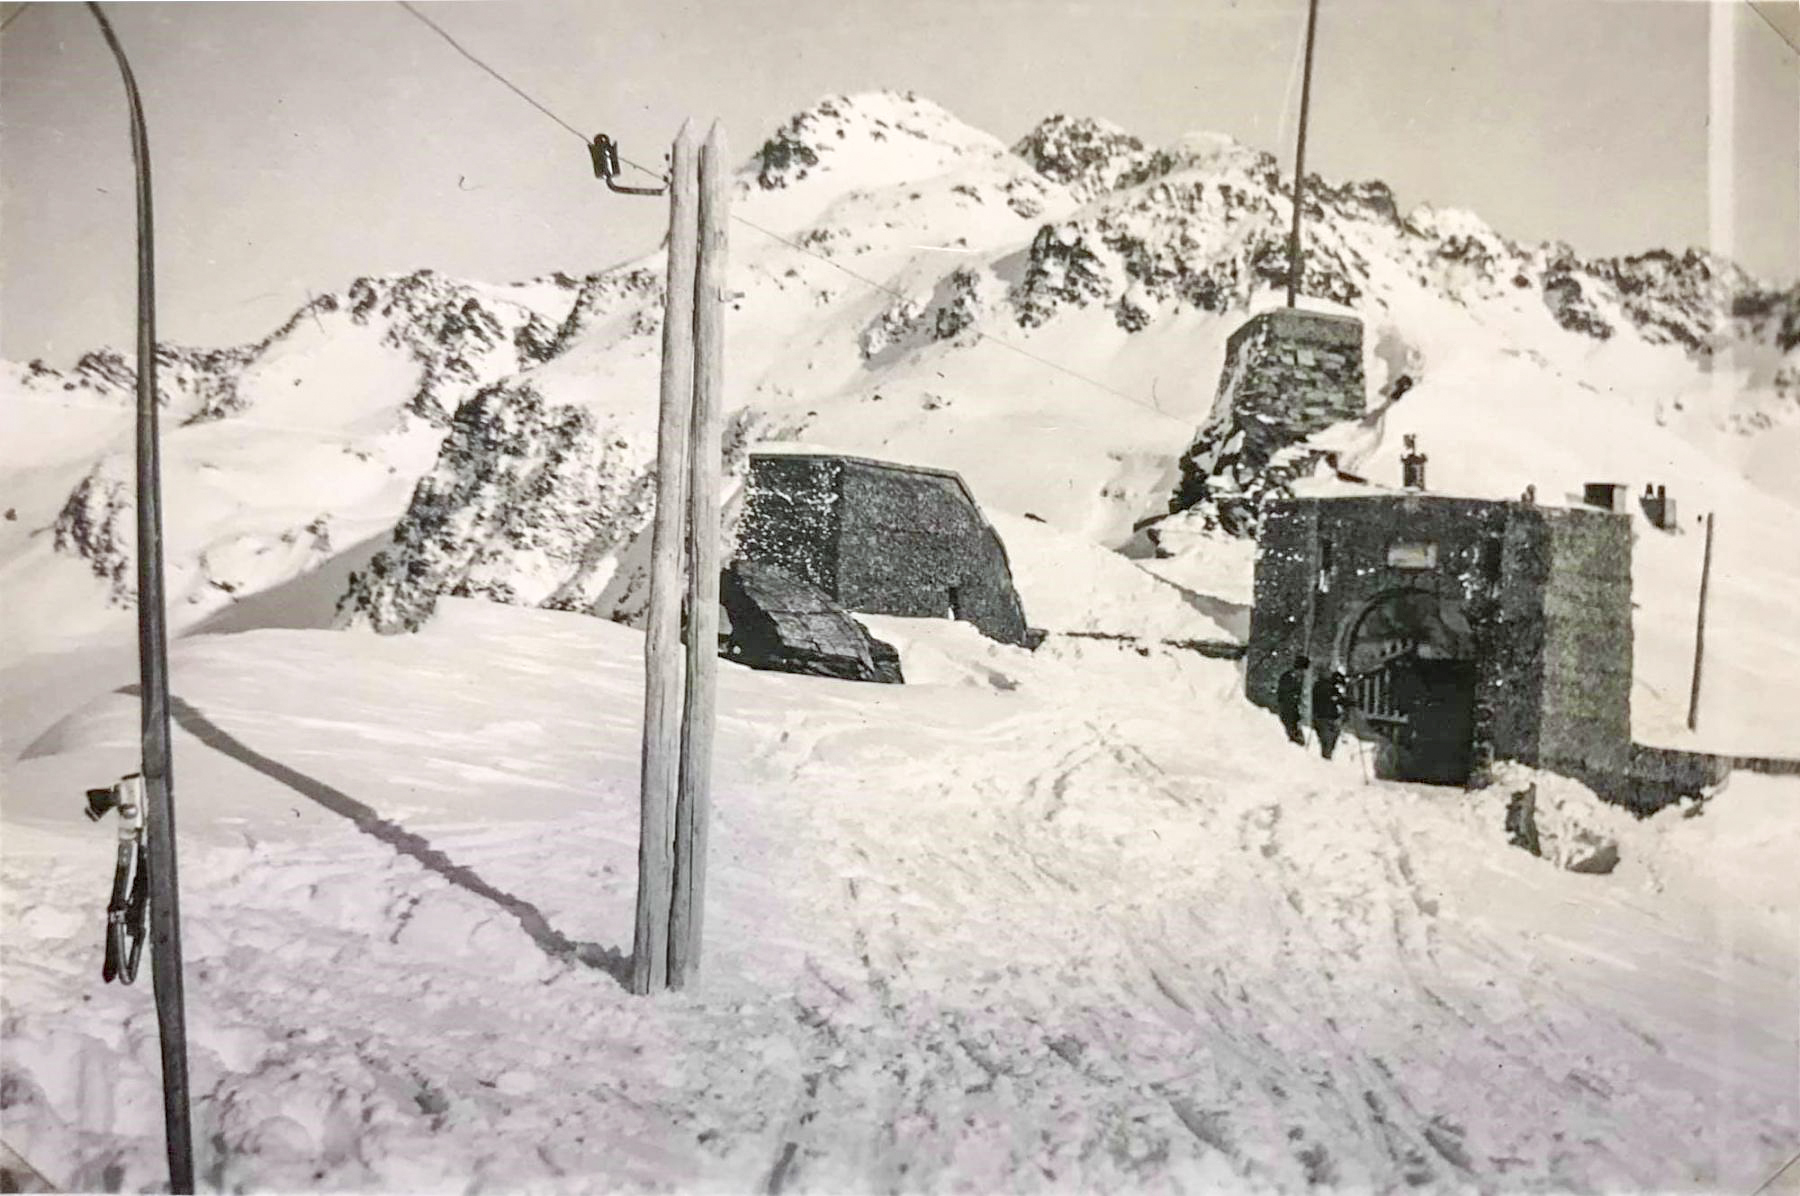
[746,91,1002,191]
[1010,114,1148,199]
[8,92,1800,672]
[1011,118,1277,206]
[738,91,1012,232]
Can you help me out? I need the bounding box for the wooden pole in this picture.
[86,6,193,1188]
[1687,511,1715,732]
[1285,0,1321,309]
[670,123,728,989]
[632,122,699,996]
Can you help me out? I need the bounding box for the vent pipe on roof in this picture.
[1401,434,1427,490]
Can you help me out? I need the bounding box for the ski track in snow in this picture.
[3,91,1798,1193]
[3,603,1793,1193]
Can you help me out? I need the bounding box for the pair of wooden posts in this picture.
[632,122,728,994]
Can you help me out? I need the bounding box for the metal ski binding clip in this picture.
[84,774,149,985]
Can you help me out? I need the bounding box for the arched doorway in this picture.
[1337,588,1479,785]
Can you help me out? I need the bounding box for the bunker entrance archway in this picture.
[1338,588,1478,785]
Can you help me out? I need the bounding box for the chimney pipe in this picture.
[1402,434,1427,490]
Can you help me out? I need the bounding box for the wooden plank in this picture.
[671,123,728,990]
[632,122,699,996]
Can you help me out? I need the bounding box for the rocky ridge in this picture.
[13,91,1799,644]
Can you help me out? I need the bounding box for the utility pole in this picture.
[85,4,193,1190]
[1285,0,1321,308]
[1687,511,1715,732]
[669,124,727,990]
[627,119,726,993]
[632,123,699,996]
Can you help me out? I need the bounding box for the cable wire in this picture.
[394,1,587,143]
[1,3,32,34]
[387,1,1172,418]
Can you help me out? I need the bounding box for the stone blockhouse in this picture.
[1247,493,1726,811]
[735,452,1032,646]
[1172,309,1367,524]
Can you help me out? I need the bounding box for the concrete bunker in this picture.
[1247,493,1726,810]
[734,452,1032,647]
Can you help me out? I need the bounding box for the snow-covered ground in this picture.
[4,90,1799,1191]
[2,603,1794,1191]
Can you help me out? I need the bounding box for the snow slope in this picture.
[4,90,1799,1192]
[2,603,1794,1191]
[0,270,584,655]
[5,93,1796,753]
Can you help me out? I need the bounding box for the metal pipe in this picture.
[1285,0,1321,308]
[85,4,193,1189]
[1687,511,1715,732]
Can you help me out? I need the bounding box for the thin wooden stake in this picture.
[632,122,699,996]
[87,5,193,1188]
[1687,511,1715,733]
[671,123,728,990]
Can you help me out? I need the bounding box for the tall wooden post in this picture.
[87,6,193,1189]
[670,123,728,989]
[632,123,699,996]
[1285,0,1321,308]
[1687,511,1715,733]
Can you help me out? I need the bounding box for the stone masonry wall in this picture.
[736,455,844,595]
[736,453,1031,648]
[1245,500,1317,708]
[1172,309,1367,526]
[1488,508,1552,767]
[1245,495,1708,810]
[1533,508,1635,779]
[835,460,1030,646]
[1248,495,1507,709]
[1218,309,1367,468]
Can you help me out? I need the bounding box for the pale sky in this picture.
[1,0,1795,365]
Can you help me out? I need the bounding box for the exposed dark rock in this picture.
[337,381,654,632]
[1540,271,1614,340]
[1564,835,1620,875]
[1505,785,1541,856]
[1008,172,1364,333]
[720,561,903,684]
[1730,281,1800,353]
[50,461,135,606]
[1010,114,1148,200]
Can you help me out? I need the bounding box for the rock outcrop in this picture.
[13,89,1797,650]
[336,381,654,633]
[721,561,903,684]
[50,457,135,606]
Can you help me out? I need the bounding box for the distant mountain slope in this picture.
[4,92,1796,743]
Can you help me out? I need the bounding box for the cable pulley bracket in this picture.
[589,133,668,196]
